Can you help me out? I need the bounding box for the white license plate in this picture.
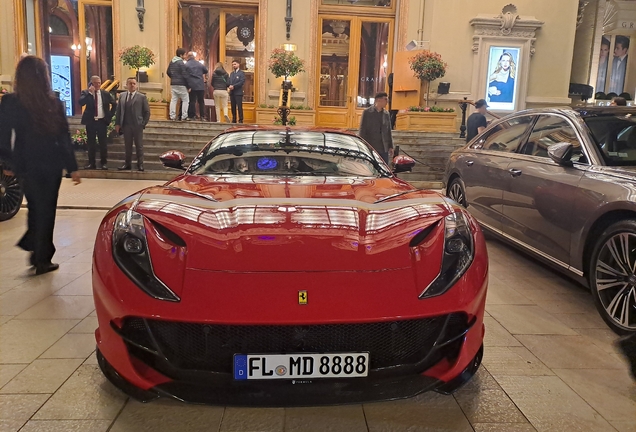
[233,353,370,380]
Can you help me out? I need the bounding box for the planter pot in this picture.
[395,111,457,133]
[255,108,278,124]
[149,101,169,120]
[290,110,315,126]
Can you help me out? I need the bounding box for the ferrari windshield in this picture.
[584,114,636,166]
[187,130,391,177]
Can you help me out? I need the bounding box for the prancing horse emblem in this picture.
[298,290,308,305]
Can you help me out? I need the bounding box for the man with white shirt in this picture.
[79,75,116,170]
[114,77,150,171]
[609,36,630,94]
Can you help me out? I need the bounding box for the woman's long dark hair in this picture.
[14,56,66,136]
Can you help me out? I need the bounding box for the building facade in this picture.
[2,0,584,127]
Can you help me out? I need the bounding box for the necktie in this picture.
[94,92,99,117]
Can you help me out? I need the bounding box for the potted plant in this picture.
[0,86,8,101]
[71,128,87,151]
[408,50,447,106]
[119,45,155,83]
[268,48,305,83]
[148,97,169,120]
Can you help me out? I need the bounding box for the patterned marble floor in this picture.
[0,208,634,432]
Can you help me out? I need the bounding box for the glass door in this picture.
[316,16,393,128]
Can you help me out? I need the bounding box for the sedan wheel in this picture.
[0,168,22,221]
[448,178,467,207]
[590,221,636,334]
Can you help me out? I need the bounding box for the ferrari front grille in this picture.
[119,314,469,374]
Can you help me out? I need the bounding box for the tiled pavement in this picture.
[1,181,635,431]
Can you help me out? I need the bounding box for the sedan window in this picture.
[472,116,533,153]
[521,115,587,163]
[584,115,636,166]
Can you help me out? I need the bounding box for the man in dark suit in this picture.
[185,51,208,120]
[79,76,116,170]
[228,59,246,123]
[114,77,150,171]
[358,92,393,163]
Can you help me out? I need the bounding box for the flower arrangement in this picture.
[0,86,8,95]
[409,50,447,105]
[407,105,455,113]
[268,48,305,79]
[119,45,156,73]
[71,128,87,150]
[273,115,297,126]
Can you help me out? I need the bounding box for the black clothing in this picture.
[229,69,246,96]
[0,93,77,176]
[466,112,487,142]
[211,69,229,91]
[188,90,205,119]
[0,93,78,268]
[185,59,208,91]
[167,58,190,87]
[358,106,393,155]
[79,89,116,125]
[79,89,116,167]
[230,94,243,123]
[86,120,108,166]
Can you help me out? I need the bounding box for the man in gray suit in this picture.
[115,77,150,171]
[358,92,394,163]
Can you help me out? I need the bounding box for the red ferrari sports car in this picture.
[92,127,488,405]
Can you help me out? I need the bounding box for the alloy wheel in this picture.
[0,169,22,221]
[594,232,636,331]
[448,180,466,207]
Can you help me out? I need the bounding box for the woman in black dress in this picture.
[0,56,81,274]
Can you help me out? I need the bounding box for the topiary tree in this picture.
[409,50,447,106]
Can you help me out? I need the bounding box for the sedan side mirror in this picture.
[160,150,186,170]
[392,155,416,174]
[547,142,574,166]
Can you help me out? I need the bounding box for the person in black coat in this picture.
[0,56,81,275]
[79,75,116,169]
[185,52,208,120]
[228,59,246,123]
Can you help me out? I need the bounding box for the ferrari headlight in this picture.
[112,210,180,302]
[420,211,474,298]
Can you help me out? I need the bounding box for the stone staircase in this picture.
[68,118,465,188]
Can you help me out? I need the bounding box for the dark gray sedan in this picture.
[443,106,636,334]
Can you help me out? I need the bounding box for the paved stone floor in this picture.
[1,201,635,431]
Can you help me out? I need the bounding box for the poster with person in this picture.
[609,35,630,95]
[485,47,520,111]
[596,36,610,93]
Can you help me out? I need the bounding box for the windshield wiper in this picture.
[163,185,217,202]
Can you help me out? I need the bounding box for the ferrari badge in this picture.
[298,290,308,305]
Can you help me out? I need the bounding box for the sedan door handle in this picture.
[509,168,522,177]
[465,160,474,166]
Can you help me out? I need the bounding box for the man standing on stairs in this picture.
[228,59,245,123]
[114,77,150,171]
[167,48,190,122]
[79,75,116,170]
[358,92,393,163]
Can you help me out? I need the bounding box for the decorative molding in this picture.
[397,0,409,53]
[577,0,590,29]
[257,0,268,105]
[470,5,544,56]
[307,0,318,107]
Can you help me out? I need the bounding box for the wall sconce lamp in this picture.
[71,37,92,59]
[281,43,297,52]
[136,0,145,31]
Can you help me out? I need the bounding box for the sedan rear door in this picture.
[460,116,534,232]
[502,114,590,266]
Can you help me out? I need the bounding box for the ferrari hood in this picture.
[130,176,453,272]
